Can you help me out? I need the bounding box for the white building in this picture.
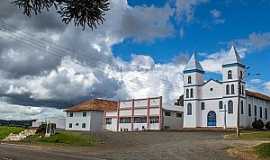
[183,46,270,128]
[105,96,183,131]
[65,99,117,132]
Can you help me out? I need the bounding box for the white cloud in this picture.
[210,9,221,18]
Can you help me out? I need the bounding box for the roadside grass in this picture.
[0,126,24,140]
[24,130,98,146]
[255,143,270,159]
[225,130,270,140]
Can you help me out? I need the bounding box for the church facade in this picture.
[183,46,270,128]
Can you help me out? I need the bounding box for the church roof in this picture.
[184,53,204,73]
[223,45,241,65]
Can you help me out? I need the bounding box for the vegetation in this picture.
[252,119,265,130]
[24,131,97,146]
[12,0,110,30]
[226,130,270,140]
[0,126,24,140]
[265,121,270,130]
[255,143,270,158]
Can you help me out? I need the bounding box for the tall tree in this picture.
[12,0,110,30]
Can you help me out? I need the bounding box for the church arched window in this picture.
[187,103,192,115]
[226,85,230,95]
[228,100,233,114]
[186,89,189,98]
[228,70,232,79]
[190,88,194,98]
[240,71,243,80]
[188,76,192,84]
[231,84,235,94]
[241,85,245,95]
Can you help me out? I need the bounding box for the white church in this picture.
[183,46,270,129]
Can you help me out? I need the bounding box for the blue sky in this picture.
[113,0,270,93]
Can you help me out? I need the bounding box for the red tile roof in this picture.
[65,99,118,112]
[246,90,270,101]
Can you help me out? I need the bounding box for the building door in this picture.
[207,111,216,127]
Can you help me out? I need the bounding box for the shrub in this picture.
[265,121,270,130]
[252,119,264,130]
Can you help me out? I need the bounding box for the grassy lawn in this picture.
[255,143,270,159]
[24,131,98,146]
[0,126,24,140]
[226,130,270,140]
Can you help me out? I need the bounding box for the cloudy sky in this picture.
[0,0,269,120]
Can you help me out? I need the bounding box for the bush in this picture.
[265,121,270,130]
[252,119,264,130]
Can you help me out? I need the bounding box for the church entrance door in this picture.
[207,111,216,127]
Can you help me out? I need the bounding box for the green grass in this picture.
[24,131,98,146]
[226,131,270,140]
[0,126,24,140]
[255,143,270,158]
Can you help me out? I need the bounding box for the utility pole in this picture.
[236,79,240,137]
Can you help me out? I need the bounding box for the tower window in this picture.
[190,88,194,98]
[231,84,235,94]
[241,85,245,95]
[187,103,192,115]
[240,71,243,79]
[228,70,232,79]
[219,101,223,109]
[226,85,230,95]
[186,89,189,98]
[228,100,233,114]
[188,76,192,84]
[201,102,205,110]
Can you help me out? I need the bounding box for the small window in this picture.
[165,111,171,116]
[83,112,87,117]
[240,71,243,79]
[187,103,192,115]
[260,107,263,118]
[188,76,192,84]
[248,104,251,117]
[75,123,79,126]
[219,101,223,109]
[241,85,245,95]
[176,113,182,118]
[231,84,235,94]
[228,70,232,79]
[210,88,213,91]
[82,123,86,128]
[134,117,147,123]
[240,101,244,114]
[150,116,159,123]
[186,89,189,98]
[254,105,257,116]
[69,123,72,128]
[265,108,268,120]
[69,112,73,117]
[190,88,194,98]
[226,85,230,95]
[201,102,205,110]
[228,100,233,114]
[106,118,112,124]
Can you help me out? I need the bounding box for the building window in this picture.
[187,103,192,115]
[210,88,213,91]
[226,85,230,95]
[248,104,251,117]
[239,85,241,95]
[188,76,192,84]
[241,85,245,95]
[240,100,244,114]
[105,118,112,124]
[83,112,87,117]
[150,116,159,123]
[82,123,86,128]
[75,123,79,126]
[231,84,235,94]
[219,101,223,109]
[134,117,147,123]
[176,113,182,118]
[120,117,131,123]
[201,102,205,110]
[69,123,72,128]
[228,70,232,79]
[228,100,233,114]
[265,108,268,120]
[69,112,73,117]
[260,107,263,118]
[254,105,257,117]
[190,88,194,98]
[240,71,243,80]
[165,111,171,116]
[186,89,189,98]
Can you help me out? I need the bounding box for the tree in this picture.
[12,0,110,30]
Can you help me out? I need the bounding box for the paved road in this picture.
[0,132,239,160]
